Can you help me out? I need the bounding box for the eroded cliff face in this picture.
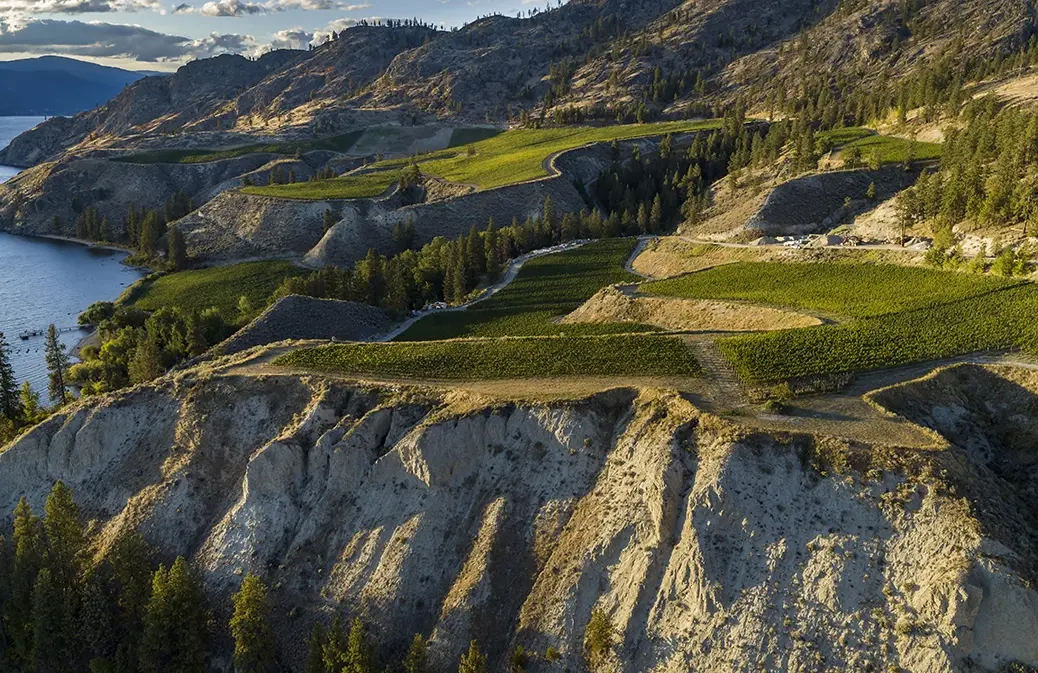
[1,367,1036,672]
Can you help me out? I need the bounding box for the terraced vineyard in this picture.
[718,284,1038,382]
[126,261,305,318]
[275,334,702,380]
[397,239,658,341]
[241,171,400,200]
[644,261,1036,383]
[816,127,943,164]
[642,262,1019,319]
[377,120,724,189]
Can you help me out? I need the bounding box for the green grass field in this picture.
[448,127,503,147]
[275,334,702,380]
[718,284,1038,382]
[378,120,724,189]
[816,127,942,164]
[397,239,658,341]
[817,127,874,146]
[127,261,306,317]
[241,170,399,200]
[114,131,364,165]
[642,263,1019,319]
[841,134,942,164]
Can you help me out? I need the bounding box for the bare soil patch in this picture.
[561,286,821,332]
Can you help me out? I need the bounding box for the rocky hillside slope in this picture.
[0,51,305,168]
[1,362,1036,671]
[7,0,1032,168]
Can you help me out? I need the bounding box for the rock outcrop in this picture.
[744,167,920,237]
[1,363,1037,672]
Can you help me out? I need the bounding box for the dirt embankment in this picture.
[217,295,392,355]
[2,365,1038,672]
[562,285,821,332]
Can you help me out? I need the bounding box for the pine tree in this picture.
[402,634,429,673]
[20,382,39,422]
[44,481,87,597]
[304,622,327,673]
[343,617,375,673]
[44,325,70,406]
[458,640,487,673]
[168,226,188,271]
[649,194,663,233]
[0,331,22,423]
[542,195,557,237]
[139,557,209,673]
[31,568,64,673]
[231,574,276,673]
[323,209,338,232]
[484,218,500,279]
[9,498,44,668]
[322,616,349,673]
[80,568,117,667]
[108,532,154,671]
[139,212,161,256]
[465,224,486,279]
[128,338,164,385]
[636,203,649,234]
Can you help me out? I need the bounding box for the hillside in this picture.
[4,0,1034,167]
[2,362,1037,671]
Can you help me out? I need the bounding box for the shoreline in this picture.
[9,231,155,273]
[70,327,99,359]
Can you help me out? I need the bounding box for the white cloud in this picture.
[268,25,310,50]
[172,0,367,16]
[0,18,259,61]
[310,16,382,43]
[0,0,159,15]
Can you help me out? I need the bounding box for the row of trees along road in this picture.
[0,482,619,673]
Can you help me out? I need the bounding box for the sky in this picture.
[0,0,547,71]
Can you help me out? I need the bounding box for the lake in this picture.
[0,116,45,182]
[0,116,143,402]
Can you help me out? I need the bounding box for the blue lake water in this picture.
[0,116,143,402]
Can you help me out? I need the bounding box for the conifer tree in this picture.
[323,209,338,232]
[140,557,209,673]
[168,226,188,271]
[649,194,663,233]
[128,338,164,385]
[19,382,39,422]
[484,218,500,279]
[343,617,375,673]
[542,195,557,237]
[322,616,349,673]
[138,212,162,256]
[9,498,44,668]
[636,203,649,234]
[0,331,21,424]
[465,224,486,280]
[304,622,328,673]
[44,481,87,597]
[231,574,276,673]
[402,634,429,673]
[458,640,487,673]
[44,325,70,406]
[31,567,64,673]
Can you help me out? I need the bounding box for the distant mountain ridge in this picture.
[0,56,160,116]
